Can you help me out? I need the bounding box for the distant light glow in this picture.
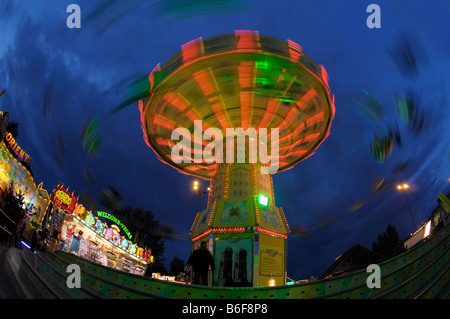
[397,183,410,191]
[423,220,431,238]
[258,194,269,206]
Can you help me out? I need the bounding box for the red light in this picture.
[287,39,303,61]
[296,88,318,110]
[235,30,260,50]
[163,91,190,112]
[278,106,300,132]
[155,138,175,147]
[303,132,321,142]
[193,68,219,96]
[306,111,325,127]
[239,62,256,88]
[320,65,329,88]
[153,114,175,130]
[182,38,204,62]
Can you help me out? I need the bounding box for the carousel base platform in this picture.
[2,224,449,299]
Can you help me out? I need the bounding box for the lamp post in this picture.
[397,183,417,230]
[193,181,210,213]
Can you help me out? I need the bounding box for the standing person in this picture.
[30,229,38,252]
[70,230,82,254]
[187,241,215,286]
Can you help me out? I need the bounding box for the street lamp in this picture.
[397,183,417,230]
[193,180,210,213]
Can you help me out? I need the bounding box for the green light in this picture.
[286,281,295,286]
[258,195,269,206]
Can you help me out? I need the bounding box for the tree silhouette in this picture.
[111,205,168,274]
[169,257,186,276]
[6,122,18,138]
[372,224,400,257]
[0,183,29,234]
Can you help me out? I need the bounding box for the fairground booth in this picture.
[0,110,51,244]
[47,184,152,275]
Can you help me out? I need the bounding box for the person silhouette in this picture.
[187,241,215,286]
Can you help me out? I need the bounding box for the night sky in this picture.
[1,0,449,280]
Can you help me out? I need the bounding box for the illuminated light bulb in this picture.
[258,194,269,206]
[269,278,276,287]
[423,221,431,238]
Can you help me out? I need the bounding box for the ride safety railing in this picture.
[0,208,15,247]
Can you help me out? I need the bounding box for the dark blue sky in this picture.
[1,0,449,279]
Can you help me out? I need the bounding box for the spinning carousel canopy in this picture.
[140,30,335,179]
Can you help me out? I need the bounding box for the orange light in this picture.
[423,221,431,238]
[181,37,204,62]
[269,278,276,287]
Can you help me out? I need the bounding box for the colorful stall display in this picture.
[45,184,79,246]
[48,208,63,231]
[0,138,50,233]
[28,183,51,231]
[50,191,151,275]
[57,213,150,275]
[50,184,77,214]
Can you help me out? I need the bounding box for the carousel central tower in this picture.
[139,30,335,287]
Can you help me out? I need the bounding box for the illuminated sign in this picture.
[29,219,43,232]
[97,211,132,240]
[50,185,77,214]
[55,190,72,206]
[4,132,33,165]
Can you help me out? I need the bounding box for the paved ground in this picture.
[0,242,24,298]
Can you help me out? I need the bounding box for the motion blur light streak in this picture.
[81,116,102,156]
[354,89,384,123]
[387,31,429,78]
[21,241,31,249]
[0,1,449,281]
